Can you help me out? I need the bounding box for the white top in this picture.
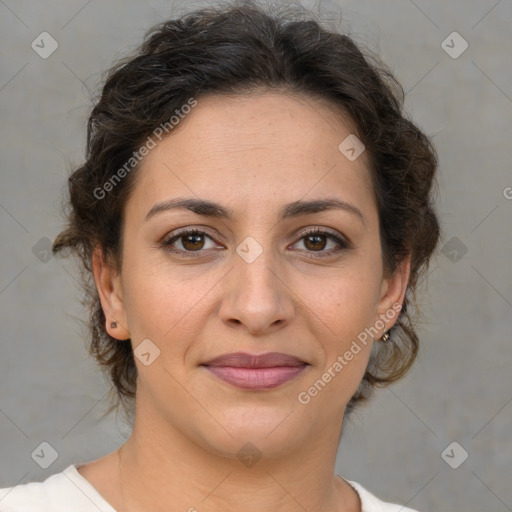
[0,465,419,512]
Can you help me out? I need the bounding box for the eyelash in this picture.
[162,227,349,259]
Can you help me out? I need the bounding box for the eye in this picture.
[162,227,350,259]
[290,228,349,258]
[162,229,222,258]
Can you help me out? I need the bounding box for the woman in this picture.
[0,1,440,510]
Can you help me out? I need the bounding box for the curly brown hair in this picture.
[52,0,440,423]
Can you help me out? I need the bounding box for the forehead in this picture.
[126,91,376,223]
[155,91,366,164]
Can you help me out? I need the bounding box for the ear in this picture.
[374,253,411,336]
[92,246,130,340]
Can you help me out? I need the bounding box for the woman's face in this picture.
[95,91,409,459]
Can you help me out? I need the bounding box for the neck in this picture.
[116,395,359,512]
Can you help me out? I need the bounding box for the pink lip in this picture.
[201,352,308,390]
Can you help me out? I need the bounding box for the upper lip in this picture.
[201,352,306,368]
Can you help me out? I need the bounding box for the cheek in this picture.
[293,264,381,403]
[301,266,382,342]
[297,279,378,409]
[121,253,218,343]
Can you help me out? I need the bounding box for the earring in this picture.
[380,331,390,342]
[110,321,117,328]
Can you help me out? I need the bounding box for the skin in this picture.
[81,91,411,512]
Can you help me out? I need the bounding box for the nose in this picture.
[218,244,295,336]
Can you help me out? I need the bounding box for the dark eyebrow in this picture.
[145,197,365,225]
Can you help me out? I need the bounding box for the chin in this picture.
[195,402,312,460]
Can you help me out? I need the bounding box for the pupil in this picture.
[307,235,325,250]
[184,234,203,250]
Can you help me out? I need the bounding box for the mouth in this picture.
[200,352,309,390]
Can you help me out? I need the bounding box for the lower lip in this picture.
[203,365,308,390]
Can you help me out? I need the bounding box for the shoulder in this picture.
[343,477,420,512]
[0,475,51,512]
[0,465,115,512]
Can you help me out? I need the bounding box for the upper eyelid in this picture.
[164,227,223,245]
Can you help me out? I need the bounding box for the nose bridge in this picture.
[219,233,294,333]
[234,233,282,301]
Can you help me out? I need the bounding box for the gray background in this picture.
[1,1,511,511]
